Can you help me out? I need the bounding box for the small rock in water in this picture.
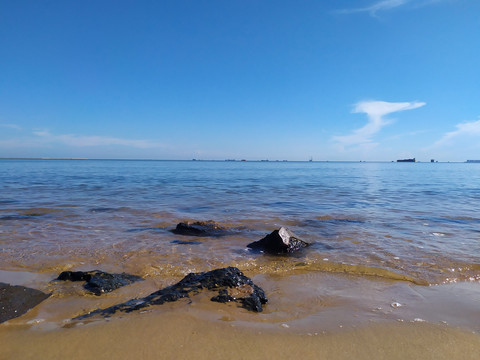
[74,267,267,320]
[391,302,402,308]
[56,270,143,296]
[88,207,116,213]
[171,220,228,237]
[247,227,310,254]
[171,239,202,245]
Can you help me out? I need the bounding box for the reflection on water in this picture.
[1,159,480,286]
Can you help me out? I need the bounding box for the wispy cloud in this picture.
[338,0,446,17]
[344,0,409,16]
[33,130,163,149]
[333,100,426,149]
[432,118,480,147]
[0,123,22,130]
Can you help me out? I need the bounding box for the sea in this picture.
[1,158,480,333]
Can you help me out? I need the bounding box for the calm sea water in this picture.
[1,159,480,285]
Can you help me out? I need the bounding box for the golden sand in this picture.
[1,269,480,359]
[1,309,480,360]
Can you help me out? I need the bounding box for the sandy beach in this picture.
[2,304,480,360]
[1,268,480,359]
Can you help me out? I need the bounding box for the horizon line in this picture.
[0,157,474,163]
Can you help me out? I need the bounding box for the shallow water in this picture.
[1,159,479,285]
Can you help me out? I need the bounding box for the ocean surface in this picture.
[1,159,479,287]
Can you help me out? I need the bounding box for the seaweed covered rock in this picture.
[171,220,228,237]
[247,227,310,254]
[74,267,267,320]
[0,283,50,323]
[56,270,143,296]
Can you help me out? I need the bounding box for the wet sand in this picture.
[1,309,480,360]
[1,269,480,359]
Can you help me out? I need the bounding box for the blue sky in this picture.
[1,0,479,161]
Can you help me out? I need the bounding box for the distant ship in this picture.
[466,160,480,163]
[397,158,416,163]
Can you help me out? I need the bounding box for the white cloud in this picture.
[333,100,426,149]
[337,0,409,16]
[432,119,480,147]
[338,0,447,17]
[33,130,163,149]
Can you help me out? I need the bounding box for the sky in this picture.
[1,0,479,161]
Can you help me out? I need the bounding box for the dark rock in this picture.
[0,283,50,323]
[74,267,267,320]
[88,207,117,213]
[57,271,91,282]
[171,220,228,237]
[0,215,31,221]
[210,288,235,303]
[56,270,143,296]
[247,227,310,254]
[171,239,202,245]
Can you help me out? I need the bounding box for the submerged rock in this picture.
[0,215,32,221]
[56,270,143,296]
[74,267,267,320]
[171,220,228,237]
[88,207,117,213]
[247,227,310,254]
[0,283,50,323]
[171,239,202,245]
